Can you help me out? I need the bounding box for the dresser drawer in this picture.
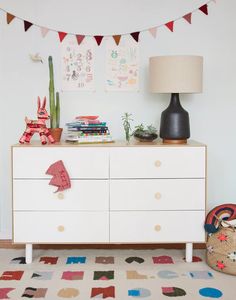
[12,147,109,179]
[110,179,205,211]
[13,179,109,211]
[14,212,109,243]
[110,147,205,178]
[110,211,205,243]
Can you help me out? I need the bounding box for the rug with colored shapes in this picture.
[0,249,235,299]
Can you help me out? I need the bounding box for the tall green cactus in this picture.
[48,56,60,128]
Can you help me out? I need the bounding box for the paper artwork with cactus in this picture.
[61,37,95,91]
[105,40,139,91]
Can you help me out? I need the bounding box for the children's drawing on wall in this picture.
[61,37,95,91]
[105,40,139,91]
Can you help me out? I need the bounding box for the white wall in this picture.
[0,0,236,239]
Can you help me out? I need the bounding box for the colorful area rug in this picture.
[0,249,234,299]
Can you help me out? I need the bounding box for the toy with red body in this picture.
[19,97,55,145]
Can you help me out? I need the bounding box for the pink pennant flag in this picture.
[58,31,67,42]
[149,27,157,38]
[199,4,208,15]
[40,27,49,38]
[165,21,174,32]
[76,34,85,45]
[183,13,192,24]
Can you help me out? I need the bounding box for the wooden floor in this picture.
[0,240,206,249]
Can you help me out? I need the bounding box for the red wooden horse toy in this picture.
[19,97,55,144]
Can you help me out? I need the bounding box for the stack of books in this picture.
[65,116,113,144]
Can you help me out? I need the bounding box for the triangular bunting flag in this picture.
[94,35,104,46]
[165,21,174,32]
[24,20,33,32]
[113,35,121,46]
[40,27,49,38]
[76,35,85,45]
[183,13,192,24]
[6,13,15,24]
[199,4,208,15]
[58,32,67,42]
[130,31,140,42]
[149,27,157,38]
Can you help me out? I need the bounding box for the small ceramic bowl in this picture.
[134,132,158,142]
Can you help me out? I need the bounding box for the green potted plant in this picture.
[48,56,62,142]
[122,113,133,143]
[132,124,158,142]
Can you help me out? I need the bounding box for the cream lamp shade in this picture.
[149,55,203,93]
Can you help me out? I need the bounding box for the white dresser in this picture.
[12,141,206,263]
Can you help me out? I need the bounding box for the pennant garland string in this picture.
[0,0,216,45]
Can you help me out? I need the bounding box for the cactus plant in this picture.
[48,56,60,129]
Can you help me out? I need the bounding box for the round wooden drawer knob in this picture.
[57,225,65,232]
[155,192,162,200]
[57,193,64,200]
[154,225,162,232]
[155,160,162,168]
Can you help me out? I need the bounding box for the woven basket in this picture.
[206,224,236,276]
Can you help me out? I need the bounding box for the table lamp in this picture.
[149,55,203,144]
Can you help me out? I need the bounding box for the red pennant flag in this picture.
[199,4,208,15]
[165,21,174,32]
[130,32,140,42]
[76,35,85,45]
[113,35,121,46]
[183,13,192,24]
[24,20,33,32]
[6,13,15,24]
[94,35,103,46]
[58,32,67,42]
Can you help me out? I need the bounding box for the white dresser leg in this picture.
[25,244,33,264]
[185,243,193,262]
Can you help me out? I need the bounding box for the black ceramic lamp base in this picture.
[160,93,190,144]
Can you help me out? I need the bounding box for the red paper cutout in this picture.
[6,13,15,24]
[130,32,140,42]
[24,21,33,32]
[58,32,67,42]
[183,13,192,24]
[94,35,104,46]
[46,160,71,193]
[76,35,85,45]
[199,4,208,15]
[113,35,121,46]
[165,21,174,32]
